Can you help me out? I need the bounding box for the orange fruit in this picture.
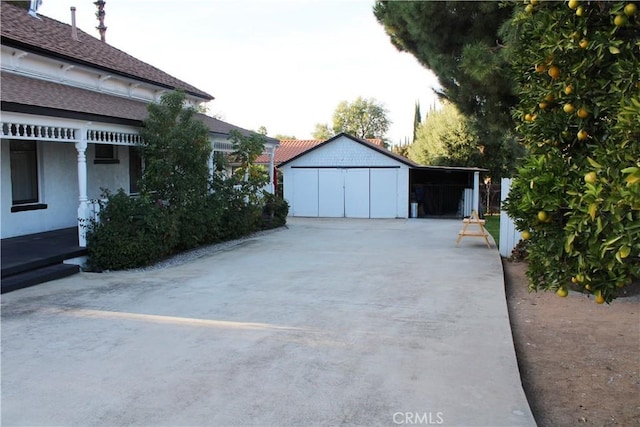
[625,3,637,16]
[556,287,568,298]
[576,5,584,16]
[584,171,597,184]
[537,211,549,222]
[563,103,575,114]
[577,107,589,118]
[565,85,573,95]
[539,102,548,109]
[521,230,531,240]
[579,38,589,48]
[595,291,605,304]
[577,130,589,140]
[535,63,547,73]
[548,65,561,79]
[568,0,580,9]
[614,14,628,26]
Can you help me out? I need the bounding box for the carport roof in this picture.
[412,165,489,172]
[276,133,488,172]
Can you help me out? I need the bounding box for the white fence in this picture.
[499,178,521,257]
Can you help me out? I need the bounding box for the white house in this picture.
[279,133,484,219]
[0,2,278,246]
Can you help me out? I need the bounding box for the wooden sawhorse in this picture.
[456,210,491,248]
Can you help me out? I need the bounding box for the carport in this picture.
[410,166,487,218]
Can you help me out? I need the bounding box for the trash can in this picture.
[410,202,418,218]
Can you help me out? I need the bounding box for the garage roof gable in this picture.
[278,133,417,168]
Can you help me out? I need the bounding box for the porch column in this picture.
[75,137,89,247]
[208,150,215,179]
[268,145,276,194]
[473,170,480,214]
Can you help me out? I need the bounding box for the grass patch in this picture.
[484,215,500,247]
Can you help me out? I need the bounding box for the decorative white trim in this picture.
[58,64,74,82]
[212,140,234,152]
[10,51,28,71]
[86,129,142,146]
[97,74,112,90]
[1,121,77,142]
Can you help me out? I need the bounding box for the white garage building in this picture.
[279,133,413,218]
[279,133,485,219]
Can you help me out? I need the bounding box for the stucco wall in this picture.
[2,140,78,237]
[87,144,131,200]
[1,140,132,238]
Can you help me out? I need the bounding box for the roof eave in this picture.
[1,38,215,101]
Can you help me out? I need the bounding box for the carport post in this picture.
[473,171,480,214]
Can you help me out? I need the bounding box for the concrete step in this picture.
[1,263,80,294]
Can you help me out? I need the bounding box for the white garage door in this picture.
[370,169,398,218]
[291,168,318,216]
[318,169,344,217]
[344,169,370,218]
[291,168,398,218]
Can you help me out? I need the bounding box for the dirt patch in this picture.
[503,259,640,426]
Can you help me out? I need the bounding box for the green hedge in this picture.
[85,188,288,271]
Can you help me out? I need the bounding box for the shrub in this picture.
[261,193,289,229]
[85,189,175,271]
[85,91,287,270]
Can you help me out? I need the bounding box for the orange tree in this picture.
[503,1,640,303]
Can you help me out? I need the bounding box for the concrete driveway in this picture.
[1,218,535,426]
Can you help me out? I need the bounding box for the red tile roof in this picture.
[255,138,384,165]
[0,3,213,100]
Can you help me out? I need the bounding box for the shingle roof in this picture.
[255,138,385,165]
[0,2,213,100]
[1,72,275,142]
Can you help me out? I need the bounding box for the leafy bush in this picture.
[85,189,175,271]
[261,193,289,229]
[84,91,287,270]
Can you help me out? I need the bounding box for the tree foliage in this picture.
[413,101,421,143]
[502,1,640,303]
[140,91,211,208]
[374,1,516,128]
[374,1,523,178]
[331,96,391,140]
[408,101,481,167]
[312,123,334,140]
[407,102,523,177]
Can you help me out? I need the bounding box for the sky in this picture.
[38,0,441,143]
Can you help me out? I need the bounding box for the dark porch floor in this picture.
[1,228,87,293]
